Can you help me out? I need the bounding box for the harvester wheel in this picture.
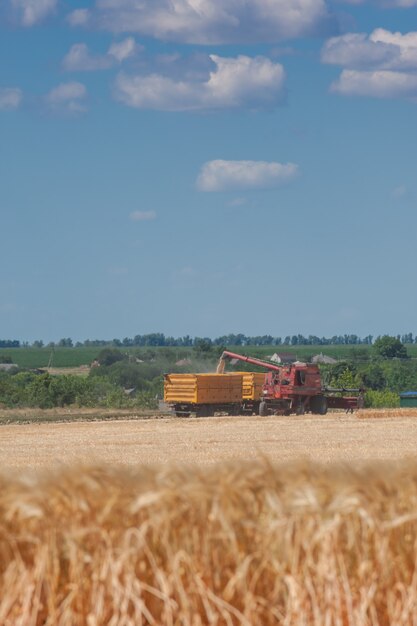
[310,395,328,415]
[259,401,268,416]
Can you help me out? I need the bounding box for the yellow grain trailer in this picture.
[232,372,266,414]
[164,373,243,417]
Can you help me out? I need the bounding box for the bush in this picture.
[0,371,147,409]
[365,389,400,408]
[135,390,159,409]
[25,374,92,408]
[0,377,25,407]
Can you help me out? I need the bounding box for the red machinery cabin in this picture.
[263,364,322,400]
[261,363,326,415]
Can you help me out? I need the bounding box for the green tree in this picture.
[327,362,358,388]
[193,338,212,354]
[373,335,408,359]
[359,364,386,390]
[58,338,73,348]
[96,348,126,367]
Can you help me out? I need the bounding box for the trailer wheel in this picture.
[196,406,212,418]
[259,401,268,416]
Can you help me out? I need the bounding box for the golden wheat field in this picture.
[2,410,417,625]
[2,460,417,625]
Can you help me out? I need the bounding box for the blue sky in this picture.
[1,0,416,343]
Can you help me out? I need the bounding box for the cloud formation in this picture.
[66,8,91,26]
[331,69,417,98]
[62,38,138,72]
[391,184,408,199]
[0,87,22,110]
[9,0,56,26]
[197,160,299,192]
[323,29,417,100]
[63,44,113,72]
[108,38,137,62]
[45,82,87,113]
[322,30,417,70]
[340,0,417,6]
[68,0,335,44]
[130,211,157,221]
[114,55,285,111]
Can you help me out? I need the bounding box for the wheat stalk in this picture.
[1,461,417,624]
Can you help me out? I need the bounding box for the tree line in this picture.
[1,342,416,410]
[2,332,417,349]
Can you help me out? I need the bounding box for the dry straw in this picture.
[1,460,417,624]
[357,408,417,419]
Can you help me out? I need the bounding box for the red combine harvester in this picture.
[217,350,364,416]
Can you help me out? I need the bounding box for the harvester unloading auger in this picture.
[217,350,364,416]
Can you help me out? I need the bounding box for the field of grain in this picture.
[2,460,417,625]
[2,411,417,625]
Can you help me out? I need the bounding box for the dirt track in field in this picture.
[1,412,417,469]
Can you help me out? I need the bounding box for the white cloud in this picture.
[63,39,139,72]
[322,29,417,70]
[66,8,91,26]
[324,29,417,101]
[130,210,157,221]
[10,0,56,26]
[114,55,285,111]
[46,82,87,113]
[62,44,113,72]
[322,33,396,68]
[0,87,22,110]
[340,0,417,6]
[108,37,137,62]
[330,69,417,98]
[76,0,336,44]
[391,184,408,198]
[227,197,247,207]
[197,160,299,192]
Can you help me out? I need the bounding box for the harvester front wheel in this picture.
[310,395,328,415]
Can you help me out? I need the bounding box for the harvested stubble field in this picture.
[1,410,417,468]
[2,410,417,625]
